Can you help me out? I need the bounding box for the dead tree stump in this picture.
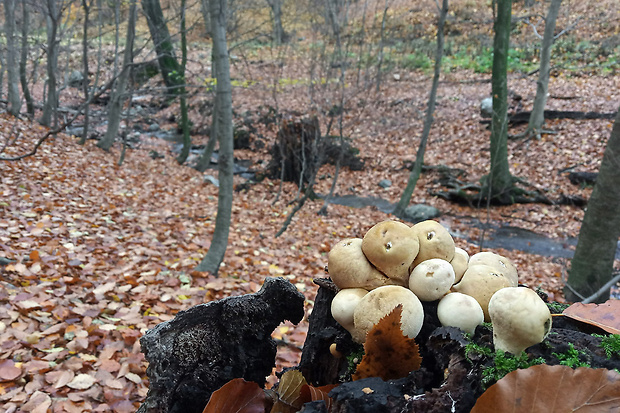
[137,277,305,413]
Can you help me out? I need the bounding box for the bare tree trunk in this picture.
[200,0,211,35]
[375,0,389,92]
[4,0,21,116]
[565,107,620,303]
[79,0,91,145]
[266,0,284,45]
[176,0,191,164]
[19,0,34,116]
[98,0,137,151]
[40,0,60,127]
[527,0,562,138]
[393,0,449,217]
[485,0,514,202]
[194,0,234,275]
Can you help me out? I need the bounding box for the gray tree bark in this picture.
[39,0,60,127]
[200,0,211,35]
[394,0,449,217]
[527,0,562,138]
[176,0,191,164]
[565,107,620,303]
[485,0,514,202]
[4,0,21,116]
[79,0,92,145]
[194,0,234,275]
[266,0,284,45]
[98,0,137,151]
[19,0,34,116]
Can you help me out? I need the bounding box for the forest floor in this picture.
[1,0,620,411]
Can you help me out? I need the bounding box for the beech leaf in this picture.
[562,300,620,334]
[300,383,339,410]
[352,305,421,381]
[202,378,268,413]
[471,365,620,412]
[0,359,22,382]
[271,369,307,413]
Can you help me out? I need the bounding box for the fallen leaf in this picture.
[202,378,268,413]
[562,300,620,334]
[353,305,422,381]
[0,359,22,381]
[66,373,97,390]
[471,365,620,412]
[271,369,307,413]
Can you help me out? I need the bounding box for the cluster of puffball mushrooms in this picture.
[328,220,552,355]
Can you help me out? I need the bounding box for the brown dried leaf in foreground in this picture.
[353,305,421,381]
[562,300,620,334]
[471,365,620,412]
[300,383,339,411]
[202,378,268,413]
[271,369,307,413]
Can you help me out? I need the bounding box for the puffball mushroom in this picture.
[409,220,455,270]
[488,287,552,354]
[331,288,368,333]
[408,259,455,301]
[450,247,469,284]
[437,292,484,334]
[352,285,424,343]
[361,220,420,285]
[452,264,514,321]
[468,251,518,286]
[328,238,394,290]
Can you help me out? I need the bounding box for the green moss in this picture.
[547,302,570,313]
[481,351,545,388]
[465,342,493,360]
[593,334,620,359]
[553,343,590,368]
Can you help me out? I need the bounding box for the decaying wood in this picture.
[137,277,305,413]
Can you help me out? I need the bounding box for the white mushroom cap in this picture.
[409,220,456,270]
[468,251,518,286]
[488,287,552,354]
[452,264,514,321]
[437,292,484,334]
[328,238,394,290]
[331,288,369,333]
[450,247,469,284]
[352,285,424,343]
[408,258,455,301]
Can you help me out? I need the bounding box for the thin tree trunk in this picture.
[565,107,620,303]
[79,0,91,145]
[486,0,513,202]
[98,0,137,151]
[527,0,562,138]
[266,0,284,45]
[4,0,21,116]
[200,0,211,35]
[393,0,449,217]
[19,0,34,116]
[375,0,389,92]
[194,0,234,275]
[141,0,183,96]
[176,0,191,164]
[40,0,60,127]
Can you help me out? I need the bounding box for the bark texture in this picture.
[565,107,620,302]
[40,0,60,127]
[137,277,305,413]
[4,0,21,116]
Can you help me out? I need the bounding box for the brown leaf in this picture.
[353,305,421,381]
[471,365,620,412]
[202,378,268,413]
[300,383,339,411]
[562,300,620,334]
[271,369,307,413]
[0,359,22,381]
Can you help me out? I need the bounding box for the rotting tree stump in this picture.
[136,277,305,413]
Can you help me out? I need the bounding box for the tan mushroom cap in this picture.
[488,287,552,354]
[352,285,424,343]
[331,288,368,333]
[437,292,484,334]
[409,220,455,271]
[408,258,455,301]
[452,264,514,321]
[450,247,469,284]
[468,251,518,286]
[361,220,420,285]
[328,238,395,290]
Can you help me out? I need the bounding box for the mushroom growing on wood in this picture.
[437,292,484,334]
[488,287,552,354]
[352,285,424,343]
[328,238,393,290]
[408,258,455,301]
[361,220,420,285]
[409,220,455,270]
[452,264,514,321]
[468,251,518,286]
[331,288,368,334]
